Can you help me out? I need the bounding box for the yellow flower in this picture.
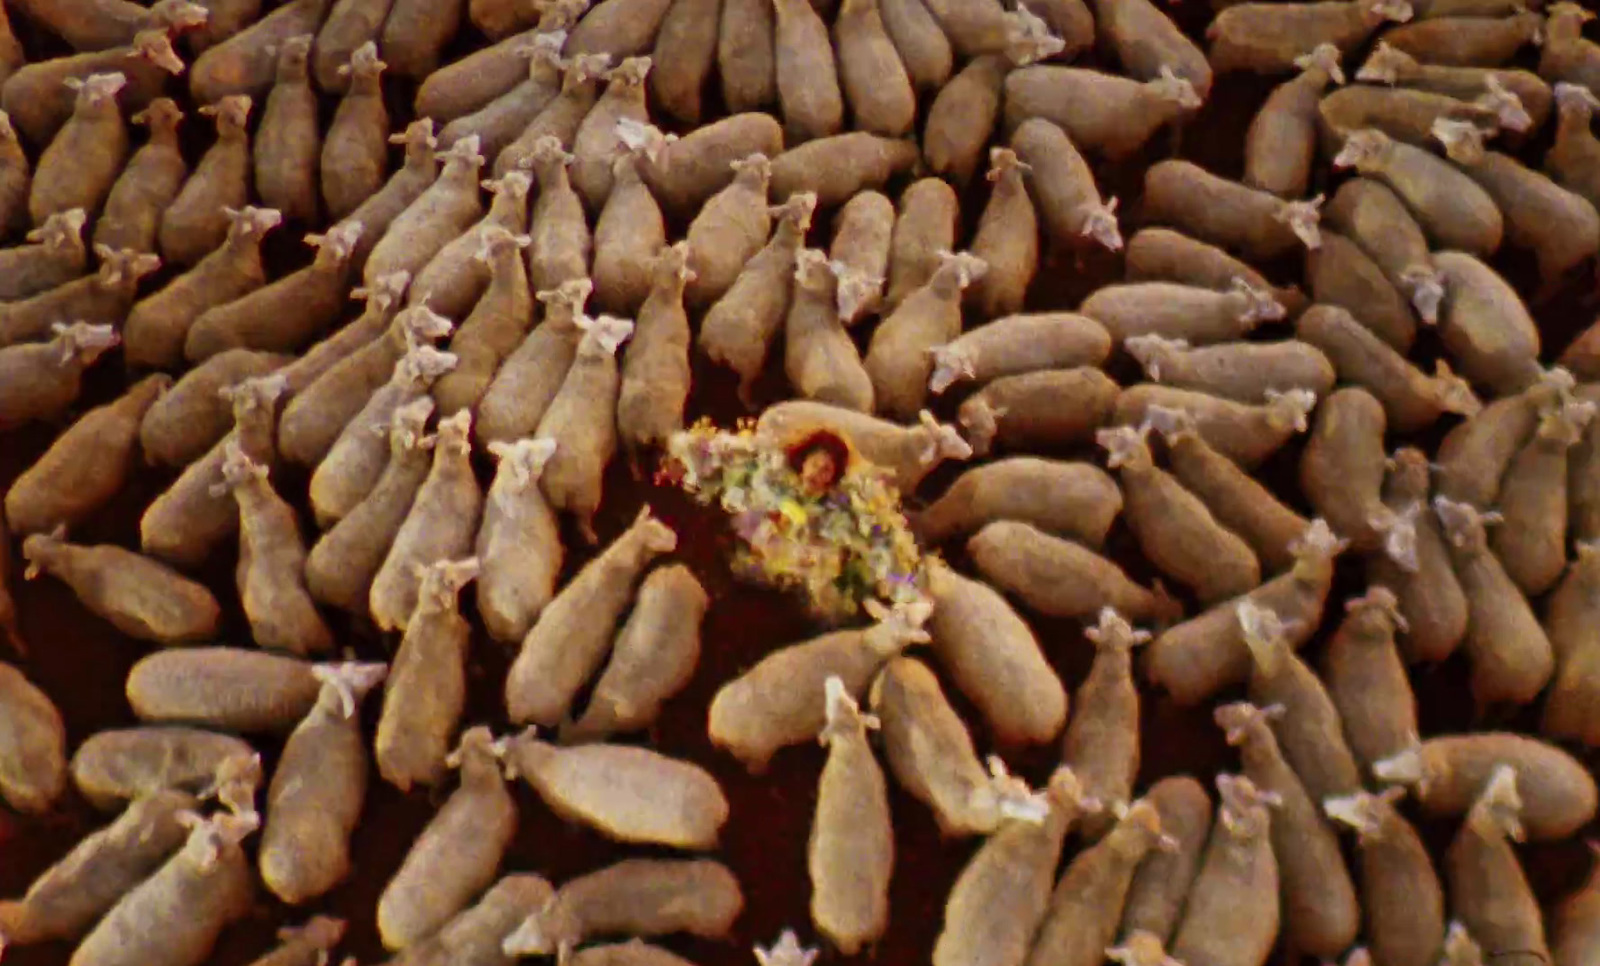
[777,499,809,528]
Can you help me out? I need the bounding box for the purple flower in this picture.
[732,510,768,541]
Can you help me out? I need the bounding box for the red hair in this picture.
[785,430,851,490]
